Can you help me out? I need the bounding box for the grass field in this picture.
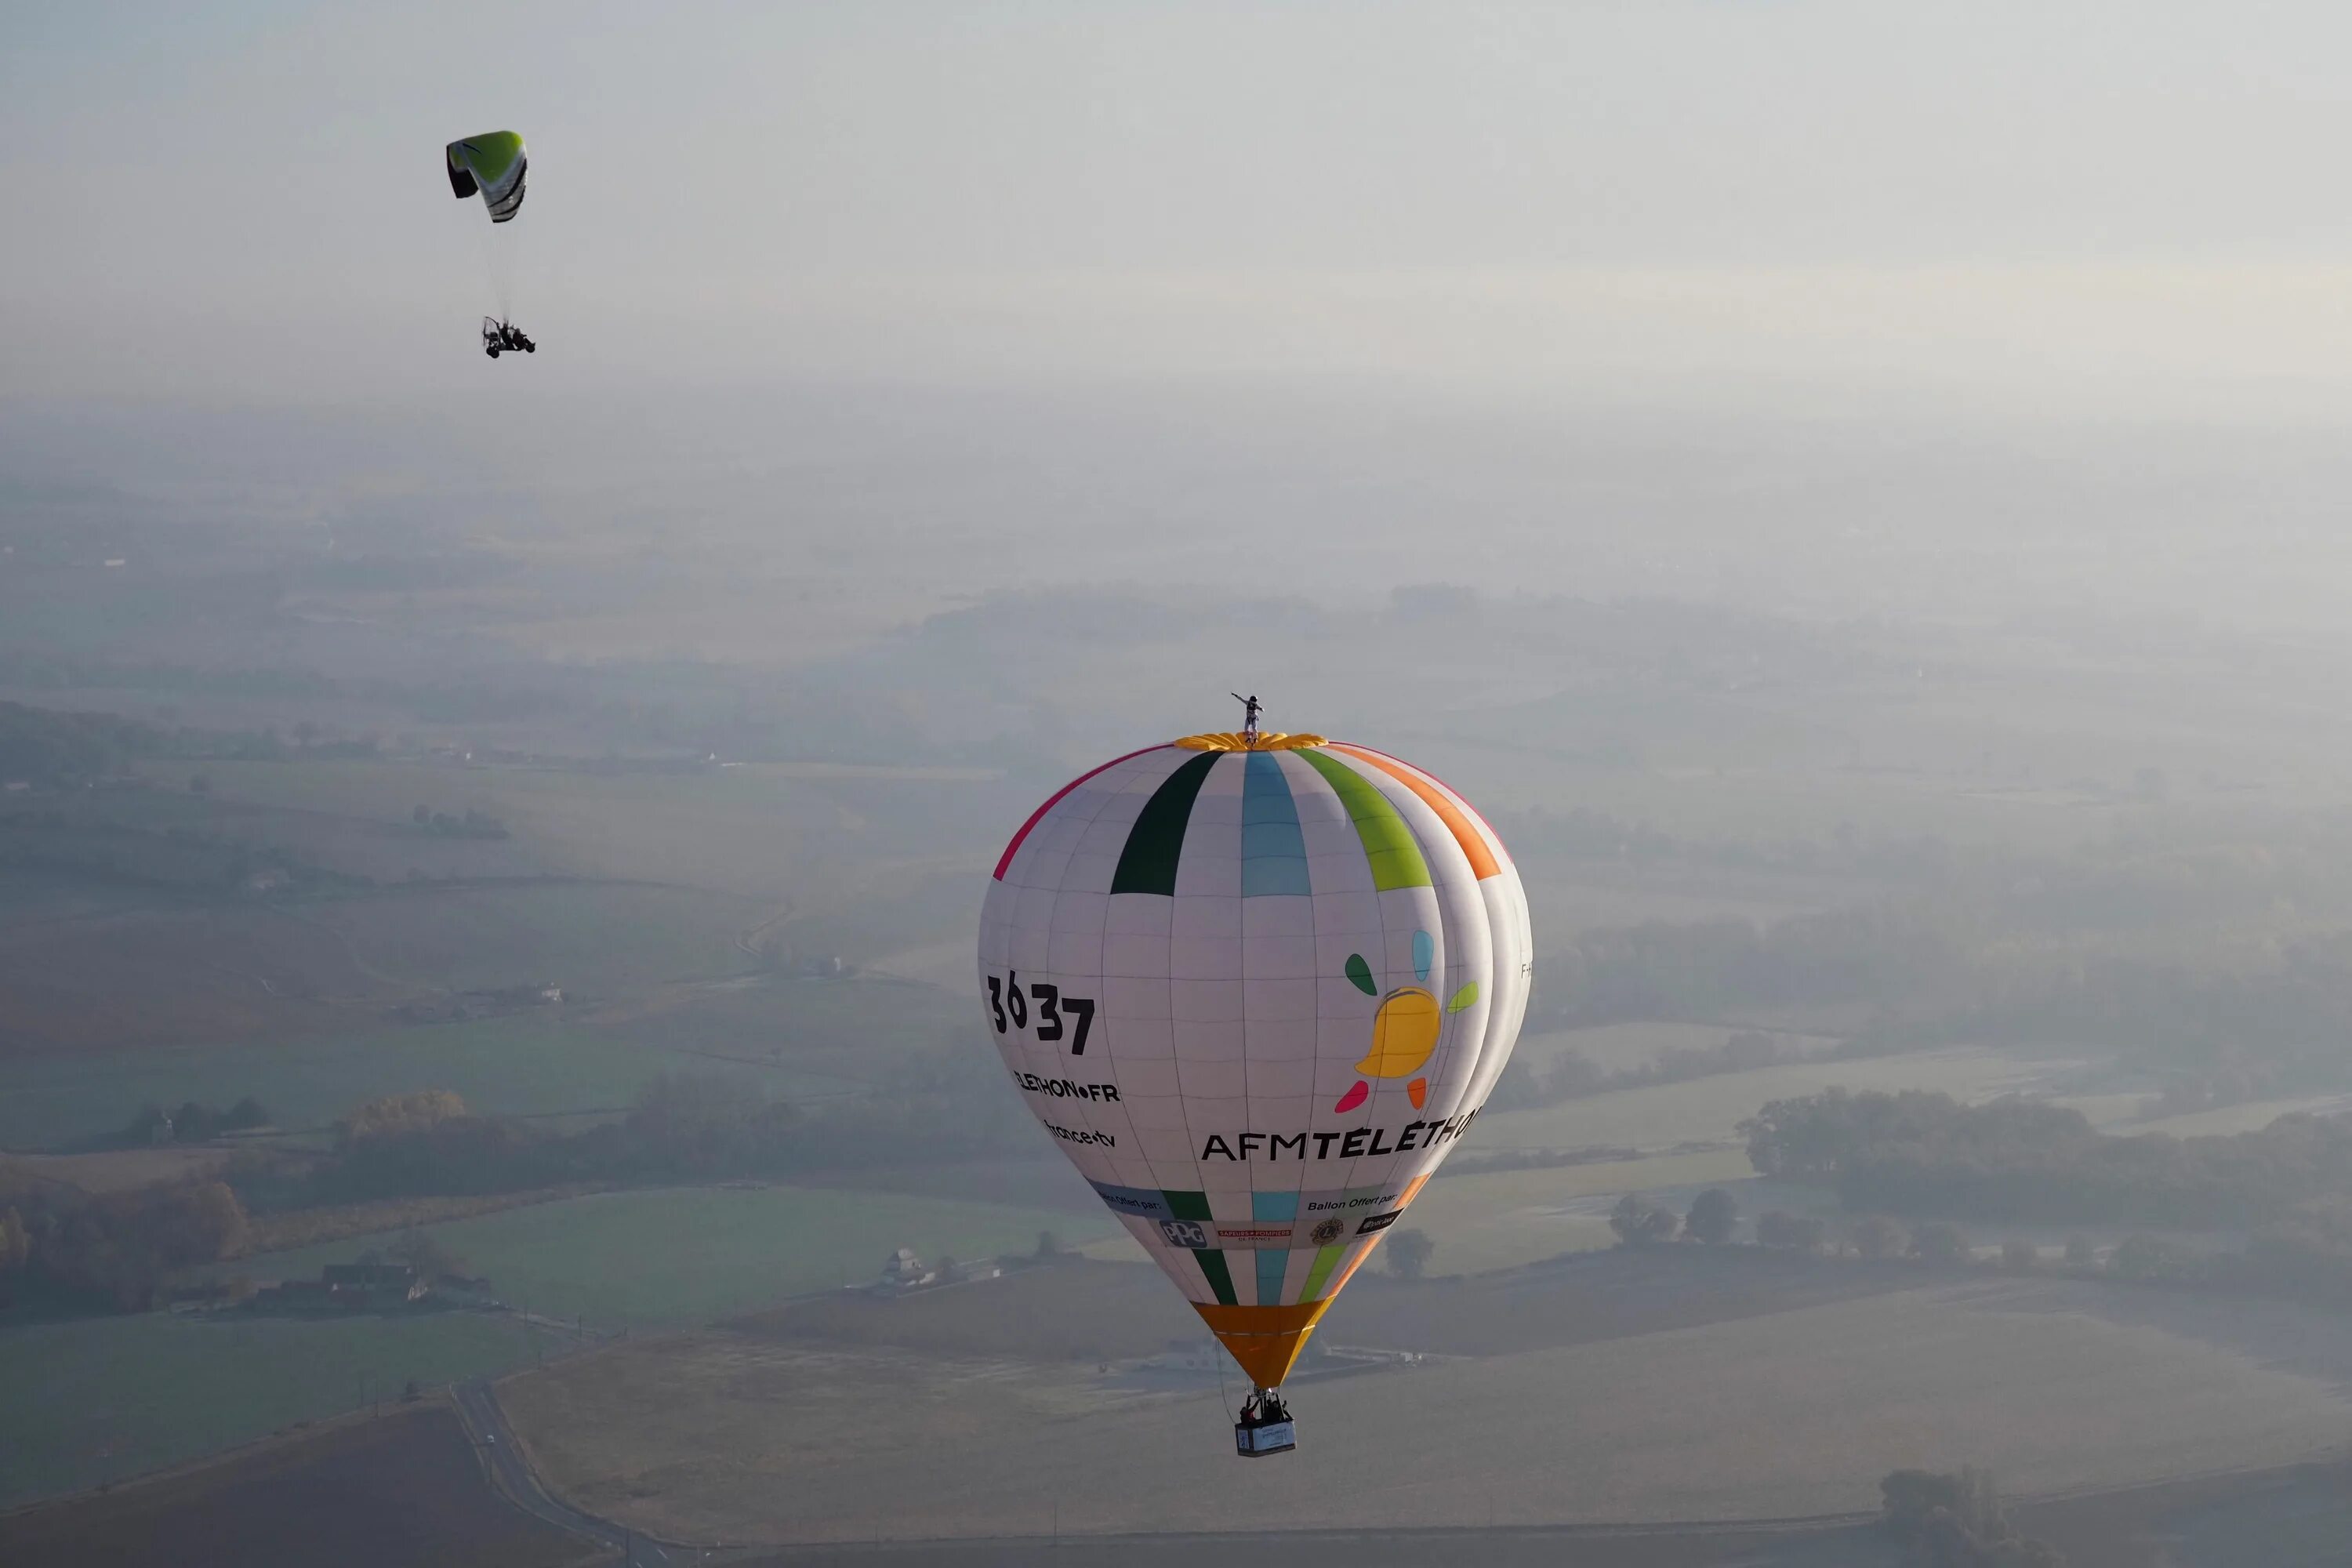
[0,1311,564,1506]
[503,1272,2352,1543]
[0,1403,583,1568]
[220,1184,1123,1330]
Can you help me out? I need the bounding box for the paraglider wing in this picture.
[445,132,527,223]
[977,731,1532,1396]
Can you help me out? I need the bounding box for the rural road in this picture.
[453,1377,681,1567]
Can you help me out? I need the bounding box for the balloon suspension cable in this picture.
[1240,1385,1291,1424]
[1210,1327,1235,1424]
[1230,692,1261,750]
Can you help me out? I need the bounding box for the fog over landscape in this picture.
[15,5,2352,1567]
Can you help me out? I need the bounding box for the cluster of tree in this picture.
[1608,1187,1741,1247]
[0,655,557,732]
[1384,1228,1436,1279]
[406,804,510,838]
[294,554,522,594]
[0,816,349,898]
[1443,1144,1644,1177]
[1918,937,2352,1105]
[1489,1030,1809,1112]
[0,656,337,702]
[0,699,292,785]
[1527,902,1985,1034]
[240,1049,1041,1213]
[376,1229,470,1281]
[1740,1088,2352,1229]
[0,1180,250,1313]
[1880,1468,2066,1566]
[117,1098,270,1145]
[1514,817,2352,1112]
[1493,801,1962,884]
[0,701,194,785]
[339,1091,470,1145]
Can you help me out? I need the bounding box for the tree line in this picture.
[1488,1029,1815,1112]
[228,1046,1039,1217]
[1737,1087,2352,1311]
[0,699,294,786]
[1739,1087,2352,1229]
[0,1180,251,1314]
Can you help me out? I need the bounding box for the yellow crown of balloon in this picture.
[1174,731,1327,752]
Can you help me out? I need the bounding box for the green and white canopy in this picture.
[445,131,527,223]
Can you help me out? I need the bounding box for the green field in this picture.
[0,1309,564,1507]
[220,1185,1122,1330]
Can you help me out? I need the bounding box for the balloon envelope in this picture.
[977,731,1531,1387]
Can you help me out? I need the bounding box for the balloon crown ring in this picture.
[1174,731,1327,752]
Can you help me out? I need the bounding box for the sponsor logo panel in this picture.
[1158,1219,1210,1249]
[1197,1107,1483,1163]
[1090,1182,1174,1221]
[1211,1225,1294,1250]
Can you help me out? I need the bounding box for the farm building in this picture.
[875,1248,936,1292]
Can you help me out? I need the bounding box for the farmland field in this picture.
[150,757,1018,902]
[502,1268,2352,1543]
[0,1402,582,1568]
[1511,1021,1843,1077]
[0,1310,564,1506]
[219,1184,1123,1330]
[2125,1094,2352,1139]
[0,903,377,1057]
[0,879,769,1059]
[1473,1046,2071,1154]
[0,971,960,1149]
[293,880,765,993]
[1406,1147,1762,1273]
[0,1015,834,1149]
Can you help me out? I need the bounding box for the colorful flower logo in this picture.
[1333,930,1479,1113]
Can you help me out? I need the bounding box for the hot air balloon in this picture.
[976,704,1531,1455]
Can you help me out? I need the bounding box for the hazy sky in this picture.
[12,2,2352,416]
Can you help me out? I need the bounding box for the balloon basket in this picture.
[1233,1390,1296,1458]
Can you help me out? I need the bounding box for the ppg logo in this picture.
[1159,1220,1210,1249]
